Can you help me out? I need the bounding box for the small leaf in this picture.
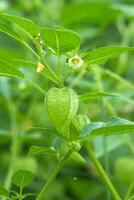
[0,59,24,78]
[0,187,9,197]
[28,146,56,156]
[12,170,35,188]
[40,27,81,55]
[82,46,134,65]
[79,91,118,103]
[1,13,39,38]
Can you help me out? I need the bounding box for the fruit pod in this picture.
[70,114,90,139]
[45,87,79,136]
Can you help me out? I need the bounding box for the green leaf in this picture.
[0,187,9,197]
[12,59,58,84]
[82,46,134,65]
[80,118,134,138]
[80,122,104,138]
[79,91,118,103]
[0,21,20,39]
[0,59,24,78]
[40,27,81,55]
[0,13,39,38]
[28,145,56,156]
[45,87,79,136]
[12,170,35,188]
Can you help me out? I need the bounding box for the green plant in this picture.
[0,12,134,200]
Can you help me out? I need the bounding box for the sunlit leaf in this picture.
[40,27,81,54]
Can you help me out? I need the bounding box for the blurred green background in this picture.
[0,0,134,199]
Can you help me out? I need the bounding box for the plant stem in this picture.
[124,181,134,200]
[34,38,58,84]
[36,148,74,200]
[85,142,122,200]
[19,187,23,200]
[2,100,18,200]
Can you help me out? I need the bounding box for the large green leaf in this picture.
[0,21,38,58]
[0,59,24,78]
[0,21,20,39]
[0,13,39,38]
[12,170,35,188]
[80,118,134,138]
[40,27,81,54]
[82,46,134,65]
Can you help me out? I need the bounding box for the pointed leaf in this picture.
[1,13,39,38]
[79,91,118,103]
[0,59,24,78]
[40,27,81,54]
[82,46,134,65]
[0,21,20,39]
[80,118,134,138]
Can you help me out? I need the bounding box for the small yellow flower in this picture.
[68,55,84,69]
[36,62,44,73]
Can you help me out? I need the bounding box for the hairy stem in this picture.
[85,142,122,200]
[36,148,74,200]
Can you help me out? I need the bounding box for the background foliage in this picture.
[0,0,134,200]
